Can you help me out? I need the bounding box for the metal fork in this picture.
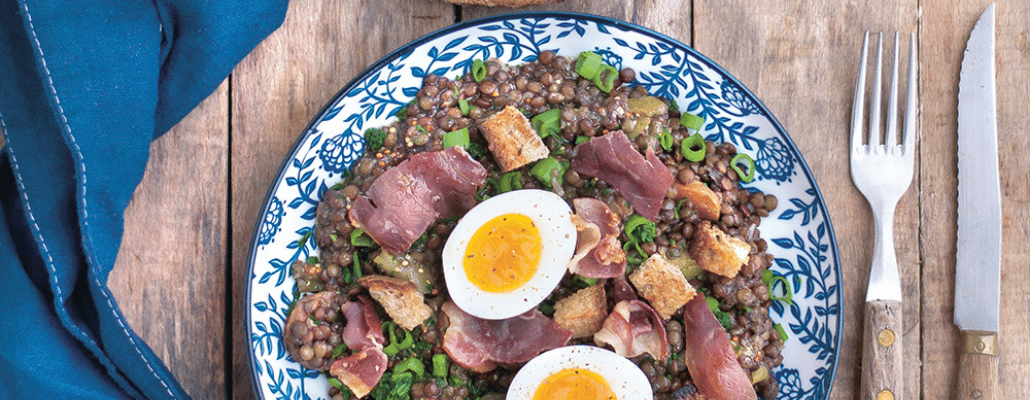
[851,31,916,400]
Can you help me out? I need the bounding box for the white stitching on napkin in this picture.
[18,3,175,398]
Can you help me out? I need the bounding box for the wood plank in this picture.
[108,80,230,399]
[921,1,1030,399]
[693,1,919,399]
[229,0,454,398]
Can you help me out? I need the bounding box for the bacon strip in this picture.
[572,131,674,222]
[568,198,626,278]
[349,147,487,254]
[329,295,389,398]
[593,299,669,360]
[681,294,757,400]
[441,302,572,372]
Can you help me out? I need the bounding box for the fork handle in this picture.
[861,299,903,400]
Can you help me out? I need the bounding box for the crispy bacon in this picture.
[441,302,571,372]
[329,295,389,398]
[349,147,487,254]
[568,198,626,278]
[572,131,674,222]
[681,294,758,400]
[593,299,669,360]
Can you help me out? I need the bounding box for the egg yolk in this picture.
[532,368,617,400]
[463,213,541,293]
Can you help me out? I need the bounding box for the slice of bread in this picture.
[478,105,549,172]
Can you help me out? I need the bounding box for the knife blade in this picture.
[956,3,1001,399]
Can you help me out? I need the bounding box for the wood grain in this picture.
[861,300,903,400]
[109,81,229,399]
[228,0,454,398]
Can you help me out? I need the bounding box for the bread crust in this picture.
[478,105,549,172]
[629,253,697,320]
[358,275,433,331]
[688,221,751,278]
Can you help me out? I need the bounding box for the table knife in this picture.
[956,3,1001,400]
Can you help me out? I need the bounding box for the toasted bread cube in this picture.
[358,275,432,331]
[629,253,697,319]
[479,105,549,172]
[553,284,607,339]
[689,221,751,278]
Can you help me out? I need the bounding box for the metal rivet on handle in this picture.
[972,389,982,398]
[878,329,895,346]
[877,390,894,400]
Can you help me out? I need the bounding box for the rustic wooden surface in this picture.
[98,0,1030,398]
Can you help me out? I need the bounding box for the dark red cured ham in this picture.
[572,131,674,222]
[593,298,669,360]
[441,302,572,372]
[329,296,389,398]
[568,198,626,278]
[349,147,487,254]
[681,294,758,400]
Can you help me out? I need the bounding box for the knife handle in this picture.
[957,330,998,400]
[861,299,903,400]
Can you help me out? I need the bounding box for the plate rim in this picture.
[244,10,843,400]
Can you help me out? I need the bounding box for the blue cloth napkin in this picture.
[0,0,287,398]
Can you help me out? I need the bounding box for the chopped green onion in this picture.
[774,323,789,342]
[381,322,414,356]
[730,153,756,183]
[432,354,449,378]
[331,343,348,358]
[458,99,470,116]
[530,156,567,189]
[531,109,561,138]
[306,256,320,265]
[669,99,680,113]
[472,59,487,82]
[575,51,603,79]
[575,135,590,145]
[706,296,720,312]
[766,274,793,305]
[659,129,674,151]
[498,171,522,193]
[350,228,375,247]
[592,64,618,93]
[466,141,487,159]
[328,377,345,391]
[574,276,598,287]
[625,214,657,243]
[393,357,425,379]
[351,255,362,282]
[681,133,706,162]
[538,301,555,316]
[443,128,470,148]
[680,112,705,131]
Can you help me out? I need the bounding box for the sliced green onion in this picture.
[624,214,656,243]
[498,171,522,193]
[458,98,470,116]
[351,255,362,282]
[531,109,561,138]
[574,276,598,287]
[767,274,793,305]
[680,112,705,131]
[538,301,555,316]
[575,51,603,79]
[659,129,674,151]
[393,357,425,379]
[575,135,590,145]
[383,321,413,356]
[774,323,789,342]
[681,133,706,162]
[592,64,618,93]
[730,153,756,183]
[706,296,720,312]
[350,228,375,247]
[328,377,345,390]
[432,354,449,378]
[472,59,487,82]
[443,128,470,148]
[331,343,348,358]
[530,156,566,189]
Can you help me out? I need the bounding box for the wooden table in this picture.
[98,0,1030,398]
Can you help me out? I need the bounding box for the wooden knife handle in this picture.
[861,299,903,400]
[957,330,999,400]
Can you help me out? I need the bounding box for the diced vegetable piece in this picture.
[680,112,705,131]
[530,156,567,189]
[443,128,470,148]
[681,133,706,162]
[531,109,561,138]
[432,354,449,379]
[393,357,425,379]
[592,64,618,93]
[498,171,522,193]
[575,51,603,79]
[458,98,470,116]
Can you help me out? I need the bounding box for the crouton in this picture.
[358,275,432,331]
[553,284,607,339]
[478,105,549,172]
[688,221,751,278]
[672,180,720,221]
[629,253,697,319]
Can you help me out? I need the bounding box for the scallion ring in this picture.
[530,156,567,189]
[432,354,449,378]
[659,128,674,151]
[458,98,470,116]
[472,59,487,82]
[498,171,522,193]
[575,51,603,79]
[443,128,470,149]
[531,109,560,138]
[680,112,705,131]
[730,153,756,183]
[681,133,706,162]
[592,64,618,93]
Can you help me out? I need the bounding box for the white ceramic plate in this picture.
[246,12,842,400]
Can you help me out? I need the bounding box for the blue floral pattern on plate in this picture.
[246,12,841,400]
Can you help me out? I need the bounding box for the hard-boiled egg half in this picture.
[508,345,653,400]
[442,189,576,320]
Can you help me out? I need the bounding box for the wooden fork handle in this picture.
[861,299,903,400]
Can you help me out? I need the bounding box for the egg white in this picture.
[442,189,576,320]
[507,345,653,399]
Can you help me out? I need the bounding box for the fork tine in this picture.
[885,32,900,147]
[851,31,870,151]
[868,33,884,146]
[903,32,917,152]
